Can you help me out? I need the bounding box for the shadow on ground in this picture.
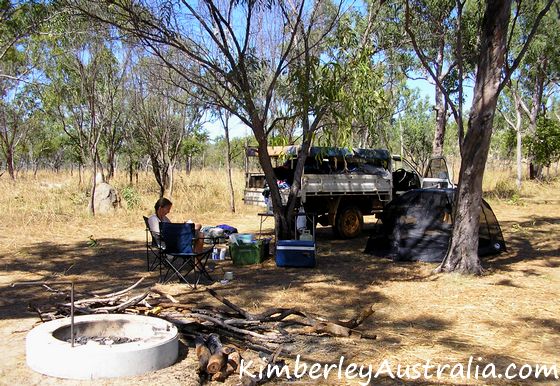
[485,216,560,272]
[0,238,150,321]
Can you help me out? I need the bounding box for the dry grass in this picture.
[0,167,559,385]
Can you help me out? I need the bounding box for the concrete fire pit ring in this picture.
[26,314,179,379]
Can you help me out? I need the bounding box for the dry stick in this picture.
[206,288,255,320]
[93,292,150,312]
[155,302,193,311]
[259,305,377,338]
[62,277,147,307]
[187,313,286,342]
[98,277,146,298]
[254,307,307,322]
[41,284,65,294]
[160,313,198,326]
[336,304,375,329]
[206,333,227,374]
[206,290,376,339]
[206,328,280,353]
[222,319,262,327]
[150,287,179,303]
[30,305,46,323]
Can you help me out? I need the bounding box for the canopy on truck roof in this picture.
[245,146,391,162]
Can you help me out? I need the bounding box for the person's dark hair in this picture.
[154,197,172,212]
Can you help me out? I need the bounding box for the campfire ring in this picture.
[26,314,178,379]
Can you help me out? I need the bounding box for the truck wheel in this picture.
[335,206,363,238]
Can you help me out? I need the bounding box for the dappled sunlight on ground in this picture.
[0,174,558,385]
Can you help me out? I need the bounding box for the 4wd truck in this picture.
[243,146,452,238]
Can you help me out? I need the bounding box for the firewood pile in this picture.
[30,278,376,384]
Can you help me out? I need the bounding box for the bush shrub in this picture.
[492,178,518,199]
[121,185,141,209]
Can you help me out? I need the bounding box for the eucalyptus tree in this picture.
[397,89,434,168]
[212,108,237,213]
[0,0,51,179]
[505,1,560,180]
[432,0,555,274]
[181,128,208,173]
[70,0,343,238]
[403,0,481,157]
[0,0,50,63]
[0,56,32,179]
[129,56,203,198]
[313,1,399,150]
[39,18,130,212]
[525,117,560,177]
[498,84,525,188]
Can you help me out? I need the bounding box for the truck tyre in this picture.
[335,206,363,238]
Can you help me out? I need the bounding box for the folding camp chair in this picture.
[159,222,214,288]
[143,216,162,272]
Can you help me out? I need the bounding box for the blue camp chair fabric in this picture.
[159,222,213,288]
[143,216,162,272]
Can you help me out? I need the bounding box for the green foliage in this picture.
[87,235,99,248]
[69,191,88,206]
[490,111,517,160]
[182,129,209,158]
[120,185,141,209]
[397,90,434,167]
[524,117,560,167]
[203,136,247,169]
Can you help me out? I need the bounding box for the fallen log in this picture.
[206,333,227,374]
[195,335,211,373]
[211,349,241,382]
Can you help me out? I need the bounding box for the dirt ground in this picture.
[0,184,559,385]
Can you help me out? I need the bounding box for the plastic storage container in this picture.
[230,239,263,266]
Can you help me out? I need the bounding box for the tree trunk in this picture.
[437,0,511,275]
[432,39,447,157]
[516,125,522,190]
[527,57,547,180]
[6,147,15,180]
[107,153,115,181]
[90,160,97,216]
[221,111,236,213]
[162,161,174,198]
[510,89,524,190]
[128,159,133,185]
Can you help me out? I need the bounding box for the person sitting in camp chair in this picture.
[148,198,204,253]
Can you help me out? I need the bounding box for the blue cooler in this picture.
[275,240,316,268]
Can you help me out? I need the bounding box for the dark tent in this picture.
[365,189,506,262]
